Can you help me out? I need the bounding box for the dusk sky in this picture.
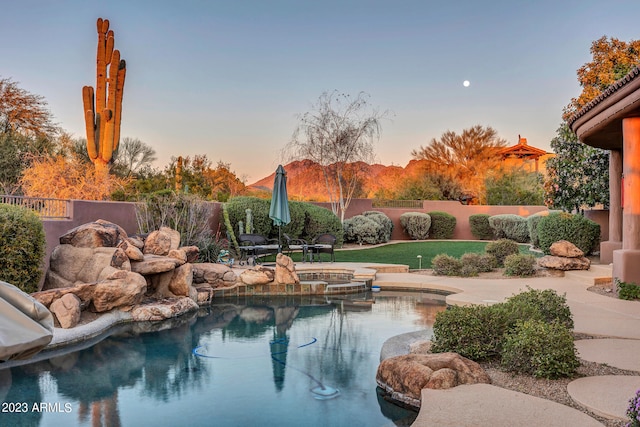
[2,0,640,183]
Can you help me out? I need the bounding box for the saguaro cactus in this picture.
[82,17,126,176]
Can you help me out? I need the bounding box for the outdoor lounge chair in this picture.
[282,234,308,258]
[310,233,337,262]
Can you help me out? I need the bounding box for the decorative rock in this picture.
[240,267,275,285]
[130,255,181,275]
[146,270,173,298]
[119,240,144,261]
[126,236,145,249]
[143,230,172,256]
[32,283,95,307]
[410,340,433,354]
[168,249,187,265]
[193,263,237,286]
[160,226,181,251]
[550,240,584,258]
[92,272,147,312]
[376,352,491,408]
[274,253,299,284]
[130,297,198,322]
[49,294,82,329]
[109,247,131,270]
[59,220,125,248]
[181,246,200,263]
[538,255,591,271]
[169,264,194,297]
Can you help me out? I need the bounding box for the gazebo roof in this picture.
[569,65,640,150]
[498,137,548,159]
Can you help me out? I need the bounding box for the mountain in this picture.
[249,159,428,201]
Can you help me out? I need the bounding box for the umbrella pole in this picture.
[278,225,282,253]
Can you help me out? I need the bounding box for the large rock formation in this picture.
[538,240,591,271]
[376,352,491,408]
[275,253,300,285]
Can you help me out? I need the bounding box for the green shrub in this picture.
[399,212,431,240]
[431,305,505,360]
[501,320,579,379]
[363,211,393,243]
[617,280,640,301]
[226,196,274,237]
[427,211,456,239]
[343,215,380,244]
[431,254,462,276]
[537,212,600,255]
[461,252,496,273]
[488,214,529,243]
[503,253,536,277]
[498,287,574,330]
[469,214,494,240]
[526,212,547,249]
[485,239,520,267]
[196,234,228,263]
[300,203,343,245]
[0,204,45,293]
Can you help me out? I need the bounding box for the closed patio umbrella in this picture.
[269,165,291,252]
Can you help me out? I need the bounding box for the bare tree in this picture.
[112,137,157,177]
[287,91,387,222]
[0,77,57,137]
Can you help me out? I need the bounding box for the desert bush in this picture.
[0,204,45,293]
[501,319,579,379]
[135,191,213,247]
[299,203,343,245]
[537,212,600,255]
[460,252,496,273]
[399,212,431,240]
[469,214,494,240]
[431,254,462,276]
[343,215,381,244]
[427,211,456,239]
[431,305,505,360]
[503,253,536,277]
[363,211,393,242]
[488,214,529,243]
[617,280,640,301]
[497,287,574,330]
[225,196,273,237]
[527,212,546,248]
[196,234,228,263]
[485,239,520,267]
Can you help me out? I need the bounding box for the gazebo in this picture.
[569,65,640,283]
[498,135,550,173]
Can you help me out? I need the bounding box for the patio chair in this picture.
[238,233,279,264]
[282,234,308,258]
[311,233,337,263]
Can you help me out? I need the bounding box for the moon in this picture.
[463,80,470,87]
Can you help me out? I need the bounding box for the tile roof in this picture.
[567,65,640,127]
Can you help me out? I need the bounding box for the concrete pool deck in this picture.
[370,264,640,426]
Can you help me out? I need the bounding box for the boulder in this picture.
[240,267,275,285]
[274,253,299,284]
[193,263,237,287]
[168,249,188,265]
[181,246,200,263]
[49,294,82,329]
[126,236,145,249]
[160,226,181,251]
[32,283,95,308]
[92,272,147,312]
[130,255,182,275]
[550,240,584,258]
[146,270,174,298]
[119,240,145,261]
[143,230,173,256]
[130,297,198,322]
[376,352,491,408]
[59,220,126,248]
[168,264,194,297]
[538,255,591,271]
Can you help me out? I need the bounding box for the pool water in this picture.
[1,291,446,427]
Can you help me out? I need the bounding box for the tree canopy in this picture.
[543,123,609,212]
[411,125,507,203]
[563,36,640,121]
[286,91,387,221]
[0,77,57,137]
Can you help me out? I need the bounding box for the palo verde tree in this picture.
[287,91,387,222]
[82,18,127,177]
[544,123,609,212]
[411,125,507,203]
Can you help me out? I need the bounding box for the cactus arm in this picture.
[113,60,126,153]
[82,86,99,160]
[96,20,107,114]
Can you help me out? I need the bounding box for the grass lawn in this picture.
[272,241,536,269]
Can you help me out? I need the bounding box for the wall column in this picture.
[613,117,640,283]
[601,149,623,263]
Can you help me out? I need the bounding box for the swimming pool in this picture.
[1,291,446,427]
